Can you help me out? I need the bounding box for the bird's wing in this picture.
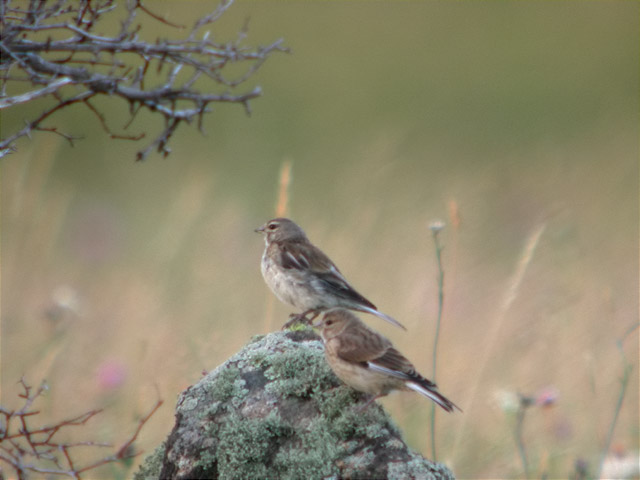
[277,241,333,273]
[279,240,378,310]
[334,327,391,364]
[366,347,425,383]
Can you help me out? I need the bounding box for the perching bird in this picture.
[255,217,405,330]
[316,309,459,412]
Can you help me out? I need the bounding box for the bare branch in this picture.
[1,0,288,160]
[134,0,185,29]
[0,378,163,479]
[83,97,145,141]
[0,77,73,108]
[0,90,92,155]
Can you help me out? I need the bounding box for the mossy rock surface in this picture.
[135,328,455,480]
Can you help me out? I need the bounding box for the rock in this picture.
[135,328,455,480]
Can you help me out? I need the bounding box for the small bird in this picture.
[255,217,405,330]
[316,309,460,412]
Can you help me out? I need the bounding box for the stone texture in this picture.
[134,328,455,480]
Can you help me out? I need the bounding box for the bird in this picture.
[316,309,460,412]
[255,217,405,330]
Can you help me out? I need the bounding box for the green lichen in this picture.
[249,334,266,344]
[208,366,245,402]
[132,443,165,480]
[214,410,293,479]
[384,436,406,450]
[247,349,269,369]
[262,337,334,398]
[327,397,394,442]
[198,366,248,416]
[272,417,341,479]
[134,330,455,480]
[314,382,358,420]
[340,447,377,480]
[284,321,311,332]
[387,456,455,480]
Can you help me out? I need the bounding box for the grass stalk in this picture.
[451,222,546,460]
[429,222,446,461]
[264,160,293,331]
[595,322,638,479]
[514,395,533,479]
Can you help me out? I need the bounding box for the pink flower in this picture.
[96,360,127,390]
[535,386,559,407]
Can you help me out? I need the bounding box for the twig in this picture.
[0,90,92,154]
[134,0,185,29]
[0,377,163,479]
[75,397,164,474]
[0,0,287,159]
[0,76,73,108]
[83,97,145,141]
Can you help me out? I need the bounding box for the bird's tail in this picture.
[357,306,407,330]
[406,381,461,413]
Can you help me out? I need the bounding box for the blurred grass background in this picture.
[1,1,638,478]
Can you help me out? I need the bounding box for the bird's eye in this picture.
[268,223,278,230]
[325,320,333,326]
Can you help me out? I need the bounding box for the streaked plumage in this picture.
[317,309,459,412]
[255,218,405,330]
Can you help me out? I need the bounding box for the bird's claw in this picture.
[281,312,312,330]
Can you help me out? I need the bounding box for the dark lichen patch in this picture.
[241,368,268,391]
[191,449,219,480]
[277,396,319,427]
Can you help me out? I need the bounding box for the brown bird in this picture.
[255,218,405,330]
[316,309,460,412]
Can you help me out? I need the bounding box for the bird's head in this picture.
[315,309,356,341]
[255,218,307,243]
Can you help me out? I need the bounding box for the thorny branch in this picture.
[0,0,287,160]
[0,378,163,479]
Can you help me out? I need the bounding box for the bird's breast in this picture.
[260,250,317,310]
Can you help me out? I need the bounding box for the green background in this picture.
[2,1,638,478]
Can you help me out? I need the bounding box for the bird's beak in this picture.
[255,225,266,234]
[312,319,323,329]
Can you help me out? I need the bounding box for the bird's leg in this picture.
[281,309,317,330]
[293,308,317,323]
[306,310,322,323]
[355,394,383,412]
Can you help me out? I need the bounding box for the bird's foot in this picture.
[281,311,314,330]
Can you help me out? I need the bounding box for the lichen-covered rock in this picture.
[135,328,455,480]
